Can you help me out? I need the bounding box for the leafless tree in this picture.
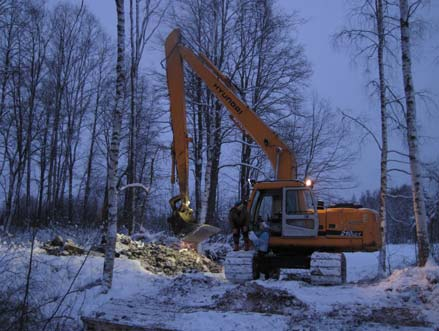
[0,0,124,230]
[398,0,431,265]
[123,0,167,234]
[281,94,355,200]
[102,0,126,292]
[424,161,439,255]
[169,0,235,225]
[230,0,311,201]
[169,0,310,226]
[335,0,398,276]
[81,35,113,223]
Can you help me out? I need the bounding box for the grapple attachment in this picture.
[167,195,220,245]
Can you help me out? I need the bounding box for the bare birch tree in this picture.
[376,0,389,276]
[102,0,126,292]
[398,0,431,266]
[335,0,394,275]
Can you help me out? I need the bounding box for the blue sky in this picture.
[284,1,439,197]
[80,0,439,199]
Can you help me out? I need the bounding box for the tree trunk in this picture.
[204,1,227,226]
[239,134,252,202]
[376,0,388,277]
[4,168,17,232]
[37,109,50,221]
[83,84,100,223]
[193,77,203,221]
[0,13,13,127]
[103,0,126,292]
[46,79,62,222]
[399,0,431,266]
[123,0,137,234]
[206,101,222,225]
[25,95,34,217]
[199,104,214,224]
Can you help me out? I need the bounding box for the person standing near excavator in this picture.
[229,200,250,251]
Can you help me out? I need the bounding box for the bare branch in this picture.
[341,111,381,150]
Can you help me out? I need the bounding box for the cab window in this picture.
[251,189,282,234]
[285,189,315,214]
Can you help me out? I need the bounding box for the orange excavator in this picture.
[165,29,381,284]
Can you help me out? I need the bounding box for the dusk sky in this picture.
[80,0,439,198]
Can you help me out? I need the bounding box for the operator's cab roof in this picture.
[253,180,306,189]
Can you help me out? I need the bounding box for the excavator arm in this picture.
[166,29,297,183]
[165,29,193,224]
[165,29,297,229]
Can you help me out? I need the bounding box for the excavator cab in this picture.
[249,181,319,238]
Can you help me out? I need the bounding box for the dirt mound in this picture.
[326,305,431,329]
[42,234,222,275]
[200,234,232,263]
[123,243,222,275]
[215,283,307,315]
[113,234,221,275]
[41,236,85,256]
[159,273,223,297]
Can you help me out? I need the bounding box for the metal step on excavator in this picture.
[164,28,381,285]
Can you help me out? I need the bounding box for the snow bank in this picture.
[346,244,417,282]
[1,238,437,331]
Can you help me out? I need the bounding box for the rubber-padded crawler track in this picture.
[224,250,256,283]
[310,252,346,285]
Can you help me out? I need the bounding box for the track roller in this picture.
[224,250,257,283]
[310,252,346,285]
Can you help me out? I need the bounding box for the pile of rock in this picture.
[115,234,222,275]
[42,234,222,275]
[42,235,85,256]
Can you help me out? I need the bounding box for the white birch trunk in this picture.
[399,0,431,266]
[102,0,126,292]
[376,0,388,277]
[199,120,215,225]
[127,0,137,234]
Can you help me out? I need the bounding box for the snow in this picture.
[346,244,417,282]
[1,238,438,331]
[167,311,290,331]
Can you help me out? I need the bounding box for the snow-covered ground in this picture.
[346,244,418,283]
[1,235,438,331]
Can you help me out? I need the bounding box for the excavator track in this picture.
[224,250,256,283]
[224,251,347,286]
[310,252,346,285]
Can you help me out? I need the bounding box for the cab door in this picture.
[282,188,319,237]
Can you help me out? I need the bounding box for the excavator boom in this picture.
[165,29,297,193]
[165,28,298,238]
